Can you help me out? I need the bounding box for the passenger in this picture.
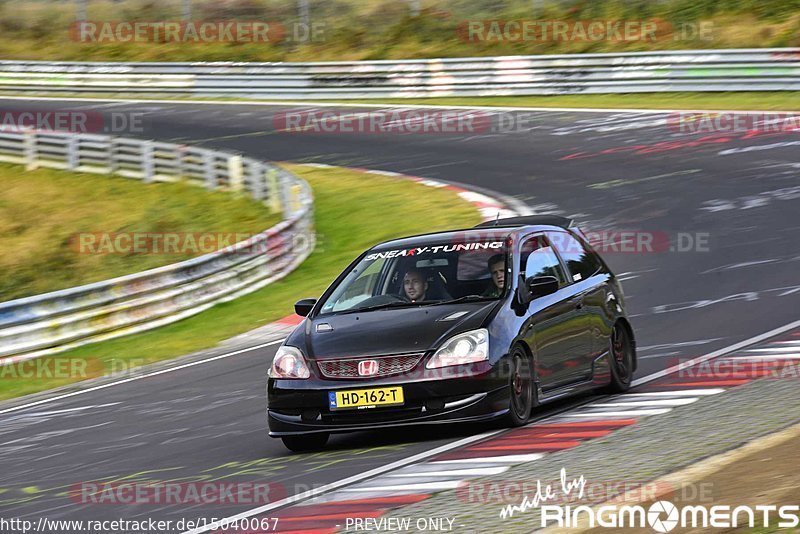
[482,254,505,298]
[403,269,428,302]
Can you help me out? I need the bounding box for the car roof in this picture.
[371,222,576,251]
[372,228,512,251]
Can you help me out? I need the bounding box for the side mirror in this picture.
[294,298,317,317]
[526,276,559,299]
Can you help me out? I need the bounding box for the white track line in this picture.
[619,389,725,396]
[388,466,509,477]
[429,453,544,465]
[3,95,798,116]
[726,354,800,360]
[339,481,464,492]
[567,409,673,417]
[182,430,501,534]
[0,338,285,416]
[11,402,121,417]
[591,398,698,407]
[744,347,800,354]
[630,319,800,387]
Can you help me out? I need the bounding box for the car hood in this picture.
[294,302,497,360]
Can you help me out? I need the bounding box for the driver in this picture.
[482,254,505,298]
[403,269,428,302]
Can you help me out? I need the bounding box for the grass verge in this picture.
[326,92,800,111]
[0,163,482,401]
[4,91,798,112]
[0,163,279,301]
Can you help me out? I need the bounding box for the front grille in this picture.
[317,353,424,379]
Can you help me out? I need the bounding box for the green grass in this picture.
[747,514,799,532]
[0,163,279,301]
[330,92,800,111]
[3,91,796,112]
[0,164,481,401]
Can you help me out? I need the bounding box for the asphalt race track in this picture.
[1,98,798,531]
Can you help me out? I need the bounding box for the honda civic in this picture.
[267,216,636,451]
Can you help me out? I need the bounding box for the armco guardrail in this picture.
[0,129,314,363]
[0,48,798,98]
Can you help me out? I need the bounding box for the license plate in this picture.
[328,386,404,411]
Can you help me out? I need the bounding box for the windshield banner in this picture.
[365,242,503,261]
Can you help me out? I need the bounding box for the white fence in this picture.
[0,129,314,363]
[0,48,798,99]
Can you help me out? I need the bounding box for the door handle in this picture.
[575,301,584,310]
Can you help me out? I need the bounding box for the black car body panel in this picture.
[267,223,635,438]
[289,302,497,360]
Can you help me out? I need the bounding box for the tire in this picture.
[281,433,329,452]
[502,346,534,427]
[605,322,634,393]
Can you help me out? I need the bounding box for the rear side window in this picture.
[520,235,567,285]
[547,231,604,282]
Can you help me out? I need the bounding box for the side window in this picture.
[520,235,567,285]
[547,231,603,282]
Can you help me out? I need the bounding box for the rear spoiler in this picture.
[474,215,588,241]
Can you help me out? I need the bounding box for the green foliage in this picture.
[350,91,800,111]
[0,164,279,301]
[0,0,797,61]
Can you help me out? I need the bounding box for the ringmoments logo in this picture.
[648,501,679,533]
[539,501,800,531]
[498,468,800,532]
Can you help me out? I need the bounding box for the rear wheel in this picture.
[502,347,533,427]
[281,433,329,452]
[606,322,634,393]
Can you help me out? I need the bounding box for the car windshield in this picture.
[318,236,509,315]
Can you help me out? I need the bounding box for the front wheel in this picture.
[281,433,329,452]
[605,322,634,393]
[502,347,533,427]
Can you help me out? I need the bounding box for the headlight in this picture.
[426,328,489,369]
[269,346,310,379]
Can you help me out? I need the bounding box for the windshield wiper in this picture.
[337,301,421,314]
[423,295,494,306]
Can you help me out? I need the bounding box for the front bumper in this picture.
[267,358,511,436]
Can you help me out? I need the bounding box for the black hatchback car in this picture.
[268,216,636,451]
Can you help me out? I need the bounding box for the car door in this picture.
[518,234,585,391]
[547,230,608,378]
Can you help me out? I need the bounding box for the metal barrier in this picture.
[0,129,314,363]
[0,48,798,98]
